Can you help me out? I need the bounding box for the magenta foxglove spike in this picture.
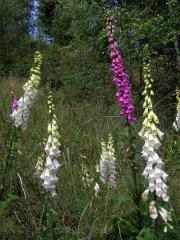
[107,17,136,122]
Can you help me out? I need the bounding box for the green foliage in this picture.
[0,0,180,239]
[0,0,34,76]
[0,78,180,239]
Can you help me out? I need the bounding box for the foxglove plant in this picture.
[139,45,172,230]
[40,89,61,197]
[173,89,180,132]
[106,16,136,122]
[11,51,42,130]
[96,134,116,188]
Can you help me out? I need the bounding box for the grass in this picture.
[0,77,180,239]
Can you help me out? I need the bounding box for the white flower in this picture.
[159,207,172,224]
[11,89,38,130]
[142,189,149,201]
[94,183,100,197]
[149,201,158,220]
[96,135,116,188]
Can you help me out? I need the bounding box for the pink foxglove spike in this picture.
[11,96,18,112]
[106,16,136,122]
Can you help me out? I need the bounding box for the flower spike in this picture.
[139,45,172,230]
[11,51,42,130]
[96,134,116,188]
[106,16,136,122]
[40,88,61,197]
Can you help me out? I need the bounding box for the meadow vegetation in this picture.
[0,0,180,239]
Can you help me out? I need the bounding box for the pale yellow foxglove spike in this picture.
[40,90,61,198]
[11,51,42,130]
[139,45,171,228]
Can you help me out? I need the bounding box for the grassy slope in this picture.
[0,78,179,239]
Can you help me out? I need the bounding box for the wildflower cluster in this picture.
[139,45,172,230]
[40,89,61,197]
[96,134,116,188]
[11,51,42,130]
[173,88,180,132]
[106,16,136,122]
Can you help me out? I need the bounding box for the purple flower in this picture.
[11,95,18,112]
[107,18,136,122]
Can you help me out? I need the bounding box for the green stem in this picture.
[1,126,18,196]
[77,201,91,238]
[127,121,142,229]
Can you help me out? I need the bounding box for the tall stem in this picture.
[127,121,142,229]
[1,126,18,196]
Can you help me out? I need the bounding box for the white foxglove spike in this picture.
[96,135,116,188]
[39,91,61,198]
[139,45,171,227]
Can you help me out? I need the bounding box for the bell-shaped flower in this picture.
[149,201,158,220]
[159,207,173,232]
[142,189,149,201]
